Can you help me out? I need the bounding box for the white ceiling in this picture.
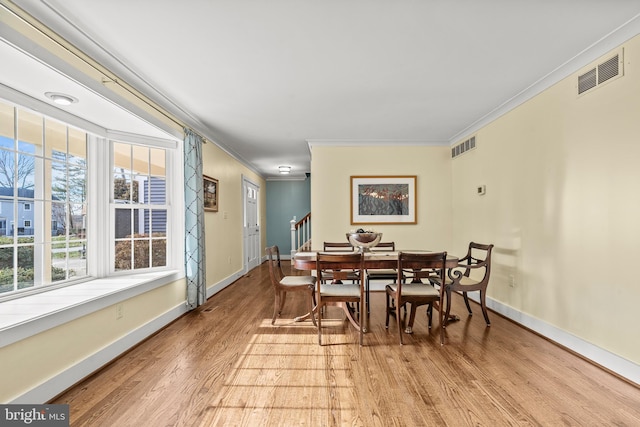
[4,0,640,179]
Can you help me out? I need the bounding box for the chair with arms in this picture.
[443,242,494,326]
[385,251,447,345]
[266,245,316,326]
[314,251,365,346]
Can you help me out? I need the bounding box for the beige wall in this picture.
[452,37,640,364]
[311,37,640,367]
[0,279,186,402]
[202,142,266,287]
[311,145,453,251]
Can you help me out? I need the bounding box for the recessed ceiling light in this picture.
[278,165,291,174]
[45,92,78,106]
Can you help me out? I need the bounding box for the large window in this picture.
[0,101,87,294]
[112,141,168,271]
[0,98,176,298]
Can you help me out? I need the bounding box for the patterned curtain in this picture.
[184,128,206,309]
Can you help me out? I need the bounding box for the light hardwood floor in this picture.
[52,261,640,426]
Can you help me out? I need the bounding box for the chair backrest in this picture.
[323,242,355,252]
[316,251,364,283]
[370,242,395,252]
[265,245,283,286]
[396,251,447,290]
[460,242,494,282]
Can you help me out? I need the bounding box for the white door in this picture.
[243,177,260,271]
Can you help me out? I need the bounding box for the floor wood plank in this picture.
[52,261,640,426]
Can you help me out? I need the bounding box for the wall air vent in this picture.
[452,135,476,158]
[578,68,597,94]
[577,50,623,96]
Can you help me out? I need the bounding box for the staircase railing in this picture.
[290,213,311,257]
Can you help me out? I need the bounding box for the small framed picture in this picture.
[203,175,218,212]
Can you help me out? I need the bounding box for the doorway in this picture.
[243,176,260,272]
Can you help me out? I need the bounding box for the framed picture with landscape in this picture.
[350,175,416,224]
[203,175,218,212]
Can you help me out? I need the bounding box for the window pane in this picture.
[114,240,132,271]
[114,175,136,203]
[113,142,131,171]
[152,238,166,267]
[150,177,166,204]
[51,201,66,236]
[17,244,34,289]
[16,154,36,197]
[150,148,165,176]
[150,209,167,237]
[68,203,85,237]
[17,110,42,153]
[0,103,14,148]
[132,145,148,175]
[45,118,67,161]
[0,246,14,294]
[115,208,132,238]
[135,175,149,204]
[50,160,67,202]
[133,239,150,269]
[68,127,86,166]
[0,149,15,196]
[68,165,86,204]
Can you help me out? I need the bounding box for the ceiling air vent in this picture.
[577,50,623,95]
[452,136,476,158]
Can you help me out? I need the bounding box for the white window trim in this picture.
[0,94,186,347]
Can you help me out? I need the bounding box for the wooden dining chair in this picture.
[365,242,402,313]
[314,251,365,346]
[385,251,447,345]
[266,245,316,326]
[320,241,358,284]
[443,242,494,326]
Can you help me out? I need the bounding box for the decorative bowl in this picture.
[346,232,383,252]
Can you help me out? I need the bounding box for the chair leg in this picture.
[427,303,433,329]
[396,300,404,345]
[463,292,473,315]
[443,290,453,327]
[309,292,317,327]
[317,303,323,345]
[479,290,491,326]
[385,293,389,329]
[271,291,281,325]
[359,299,364,346]
[405,304,417,334]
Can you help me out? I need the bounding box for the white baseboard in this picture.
[466,292,640,386]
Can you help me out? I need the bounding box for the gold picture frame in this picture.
[350,175,417,224]
[203,175,219,212]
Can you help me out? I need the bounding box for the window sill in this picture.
[0,270,182,349]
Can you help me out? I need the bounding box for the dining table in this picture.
[292,250,460,333]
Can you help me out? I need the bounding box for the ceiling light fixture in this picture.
[45,92,78,106]
[278,165,292,174]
